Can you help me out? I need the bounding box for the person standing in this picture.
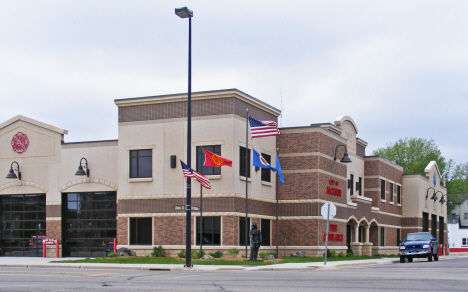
[249,222,262,261]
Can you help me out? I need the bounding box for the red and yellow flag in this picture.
[203,149,232,167]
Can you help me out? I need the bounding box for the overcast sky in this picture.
[1,1,467,164]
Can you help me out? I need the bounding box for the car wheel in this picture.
[434,253,439,261]
[408,257,413,262]
[400,256,405,263]
[428,250,433,262]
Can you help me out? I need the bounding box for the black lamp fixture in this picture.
[438,193,450,205]
[430,190,440,202]
[426,187,435,199]
[333,145,352,164]
[75,157,89,177]
[438,193,445,204]
[175,6,193,18]
[6,161,21,180]
[175,5,193,268]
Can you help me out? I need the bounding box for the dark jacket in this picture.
[249,228,262,244]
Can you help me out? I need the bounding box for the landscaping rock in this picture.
[267,255,275,260]
[291,252,307,257]
[201,255,214,260]
[116,247,135,256]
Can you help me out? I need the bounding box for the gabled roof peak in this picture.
[0,115,68,135]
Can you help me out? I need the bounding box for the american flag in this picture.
[180,160,211,189]
[249,116,281,138]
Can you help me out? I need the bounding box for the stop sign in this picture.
[321,202,336,219]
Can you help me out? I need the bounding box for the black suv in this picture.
[399,232,439,263]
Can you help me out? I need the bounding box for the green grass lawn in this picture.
[55,255,394,266]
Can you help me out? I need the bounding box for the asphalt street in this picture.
[0,256,467,291]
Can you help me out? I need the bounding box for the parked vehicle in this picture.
[399,232,439,263]
[29,234,46,249]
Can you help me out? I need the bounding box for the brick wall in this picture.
[46,220,61,241]
[154,216,188,245]
[222,216,238,246]
[117,217,128,245]
[318,220,347,246]
[277,219,318,246]
[364,159,403,215]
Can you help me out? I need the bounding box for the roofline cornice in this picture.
[114,89,281,117]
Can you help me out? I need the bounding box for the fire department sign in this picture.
[11,132,29,154]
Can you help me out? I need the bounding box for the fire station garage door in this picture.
[63,192,116,257]
[0,194,46,257]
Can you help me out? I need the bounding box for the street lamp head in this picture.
[333,145,352,164]
[175,7,193,18]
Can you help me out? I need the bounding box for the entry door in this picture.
[346,225,351,250]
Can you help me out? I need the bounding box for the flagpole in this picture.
[200,184,203,257]
[276,151,279,258]
[245,109,249,258]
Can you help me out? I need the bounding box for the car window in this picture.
[404,234,431,241]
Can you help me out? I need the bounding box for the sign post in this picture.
[42,238,59,258]
[321,202,336,265]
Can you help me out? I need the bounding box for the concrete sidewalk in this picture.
[0,255,465,271]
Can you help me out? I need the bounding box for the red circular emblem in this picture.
[11,132,29,154]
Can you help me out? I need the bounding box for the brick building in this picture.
[0,89,447,257]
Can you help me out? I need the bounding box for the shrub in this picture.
[338,252,345,257]
[346,252,353,257]
[323,249,337,258]
[209,250,223,258]
[191,250,205,258]
[228,248,240,257]
[178,250,186,258]
[107,252,119,258]
[151,245,166,257]
[260,252,270,260]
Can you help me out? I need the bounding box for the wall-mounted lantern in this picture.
[6,161,21,180]
[75,158,90,177]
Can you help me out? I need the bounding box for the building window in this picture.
[129,150,152,178]
[380,227,385,246]
[349,174,354,196]
[463,238,468,246]
[196,216,221,245]
[381,179,386,201]
[358,177,363,196]
[261,219,271,246]
[397,185,401,204]
[389,183,394,203]
[261,153,271,182]
[196,145,221,175]
[130,217,152,245]
[239,146,251,178]
[239,217,250,246]
[464,213,468,220]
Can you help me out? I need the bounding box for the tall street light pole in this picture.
[175,6,193,268]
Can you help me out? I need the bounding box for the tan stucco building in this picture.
[0,89,447,257]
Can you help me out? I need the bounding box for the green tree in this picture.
[446,162,468,212]
[372,137,450,176]
[446,163,468,194]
